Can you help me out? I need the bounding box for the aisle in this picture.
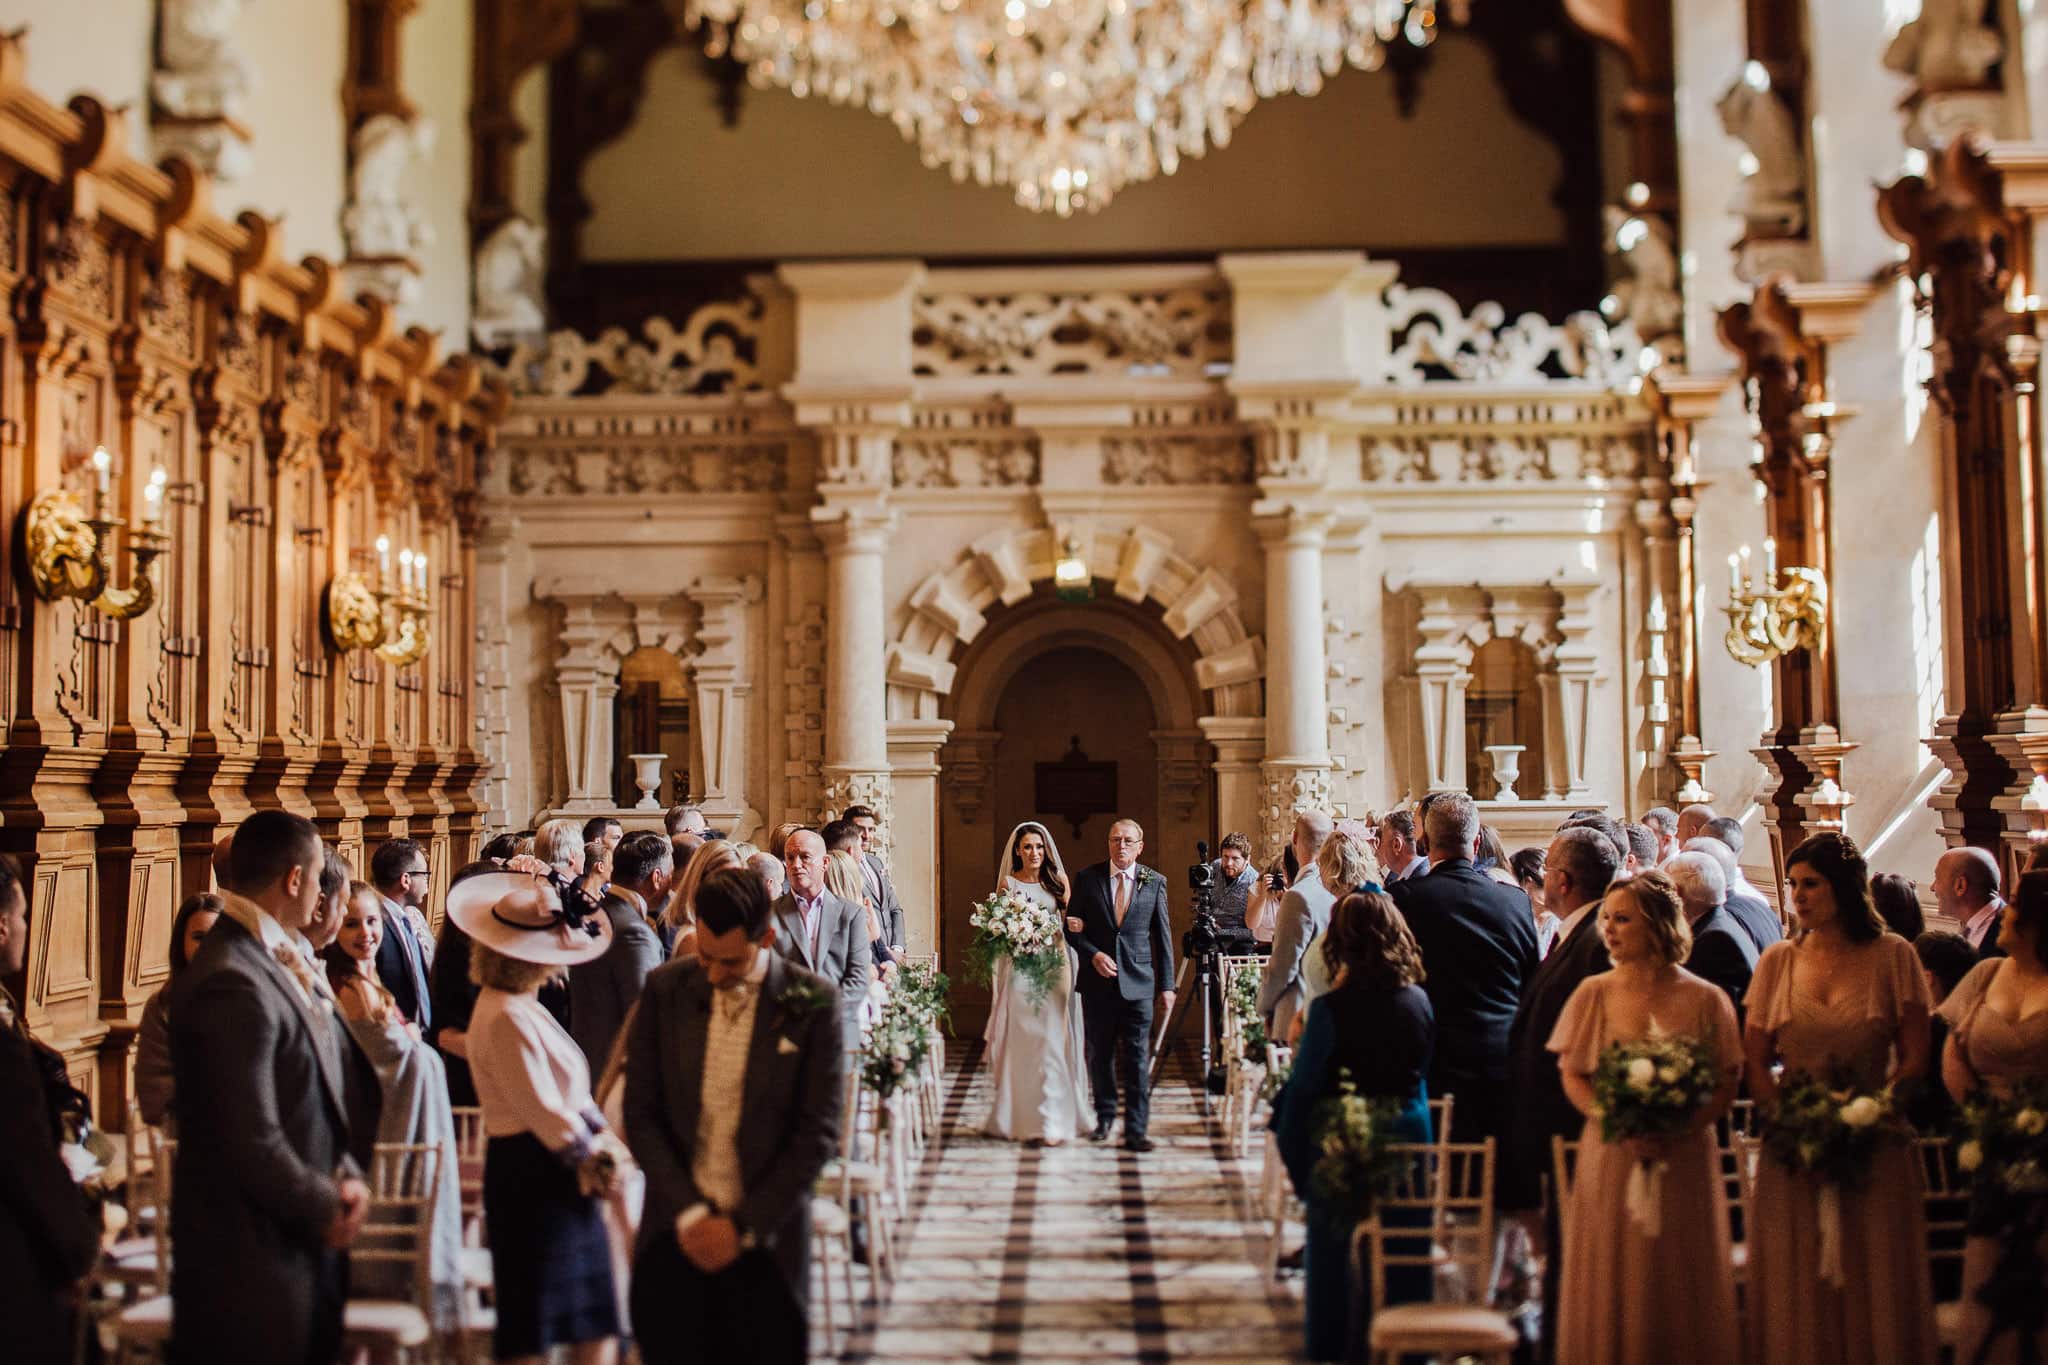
[835,1044,1302,1362]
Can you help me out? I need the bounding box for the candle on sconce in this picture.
[1763,536,1777,580]
[415,553,428,595]
[91,447,112,496]
[375,535,391,589]
[1738,544,1752,589]
[1728,552,1741,596]
[399,547,414,595]
[142,481,162,528]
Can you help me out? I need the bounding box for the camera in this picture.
[1183,840,1220,960]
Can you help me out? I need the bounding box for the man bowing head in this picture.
[623,866,843,1363]
[1064,819,1176,1151]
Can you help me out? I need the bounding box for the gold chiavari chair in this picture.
[1357,1139,1516,1365]
[341,1142,442,1361]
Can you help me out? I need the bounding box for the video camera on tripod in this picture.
[1148,839,1229,1097]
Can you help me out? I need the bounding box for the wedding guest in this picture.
[1292,829,1380,1041]
[427,858,513,1107]
[1512,847,1560,958]
[1274,889,1434,1363]
[772,831,873,1055]
[0,852,99,1361]
[765,822,806,862]
[1873,873,1926,941]
[750,850,786,901]
[668,840,745,961]
[583,817,625,857]
[1910,930,1979,1135]
[1744,832,1936,1365]
[1917,929,1980,1005]
[372,837,438,1031]
[451,869,624,1365]
[536,819,586,878]
[1933,846,2006,958]
[1477,824,1518,885]
[1686,835,1783,954]
[1669,850,1759,1019]
[1676,803,1716,845]
[322,882,466,1329]
[1704,816,1768,901]
[1257,811,1336,1044]
[624,867,842,1362]
[1379,809,1427,883]
[665,804,709,838]
[1619,821,1657,874]
[844,804,907,955]
[1550,869,1742,1364]
[1208,831,1261,953]
[169,810,369,1364]
[671,832,705,881]
[570,832,669,1073]
[1393,792,1538,1145]
[1246,846,1298,946]
[1642,806,1680,865]
[1938,869,2048,1365]
[135,891,224,1128]
[481,832,524,863]
[583,841,613,895]
[1565,811,1629,867]
[826,846,895,983]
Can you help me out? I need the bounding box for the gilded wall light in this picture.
[325,535,432,667]
[1723,538,1828,666]
[23,449,172,620]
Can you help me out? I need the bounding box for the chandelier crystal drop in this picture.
[674,0,1468,214]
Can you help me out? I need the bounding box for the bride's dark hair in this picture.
[1010,822,1069,903]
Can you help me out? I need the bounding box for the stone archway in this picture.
[877,523,1267,1001]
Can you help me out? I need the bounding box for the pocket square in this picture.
[777,1037,800,1055]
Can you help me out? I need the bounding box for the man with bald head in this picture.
[769,828,872,1055]
[1676,803,1716,846]
[1933,845,2006,958]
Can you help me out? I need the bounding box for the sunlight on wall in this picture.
[1882,0,1921,37]
[1911,511,1947,765]
[1901,276,1932,445]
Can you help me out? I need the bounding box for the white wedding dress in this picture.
[982,876,1092,1141]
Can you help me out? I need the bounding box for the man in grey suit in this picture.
[1065,819,1177,1150]
[569,830,670,1072]
[845,803,906,953]
[771,829,873,1056]
[169,809,369,1364]
[1257,811,1336,1043]
[625,865,843,1363]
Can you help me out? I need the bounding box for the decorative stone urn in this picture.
[628,753,667,811]
[1483,745,1527,803]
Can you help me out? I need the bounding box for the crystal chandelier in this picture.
[674,0,1468,214]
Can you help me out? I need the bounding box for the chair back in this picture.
[449,1106,485,1236]
[358,1143,442,1312]
[1426,1094,1454,1143]
[1357,1139,1496,1317]
[149,1131,178,1294]
[1911,1136,1969,1300]
[1551,1135,1579,1210]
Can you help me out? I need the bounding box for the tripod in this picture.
[1146,951,1217,1103]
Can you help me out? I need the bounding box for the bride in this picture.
[982,821,1092,1144]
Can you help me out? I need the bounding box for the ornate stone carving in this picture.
[1883,2,2002,90]
[151,0,253,181]
[508,450,583,497]
[782,603,827,822]
[1259,762,1333,863]
[342,114,434,305]
[1602,206,1683,360]
[684,575,765,839]
[483,303,764,397]
[1101,434,1254,486]
[1382,285,1644,386]
[912,281,1230,378]
[472,217,547,349]
[821,769,893,855]
[1716,75,1806,238]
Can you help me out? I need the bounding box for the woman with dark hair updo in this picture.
[1273,888,1434,1361]
[1549,869,1743,1363]
[1743,832,1936,1365]
[134,892,225,1128]
[1938,867,2048,1365]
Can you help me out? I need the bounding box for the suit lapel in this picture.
[774,897,815,970]
[233,921,351,1123]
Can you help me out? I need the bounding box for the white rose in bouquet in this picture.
[1839,1096,1883,1129]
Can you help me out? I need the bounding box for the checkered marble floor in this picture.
[828,1044,1303,1362]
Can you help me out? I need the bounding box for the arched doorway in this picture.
[937,591,1213,1030]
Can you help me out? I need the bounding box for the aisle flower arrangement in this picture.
[964,887,1066,1004]
[892,959,951,1034]
[1224,964,1268,1064]
[1309,1072,1409,1224]
[1954,1080,2048,1345]
[862,991,933,1101]
[1589,1034,1722,1234]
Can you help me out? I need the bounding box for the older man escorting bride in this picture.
[978,822,1092,1144]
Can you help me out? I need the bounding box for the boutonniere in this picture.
[778,979,831,1019]
[1135,868,1156,890]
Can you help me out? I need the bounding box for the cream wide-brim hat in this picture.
[446,871,613,967]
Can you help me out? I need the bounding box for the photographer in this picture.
[1207,832,1261,954]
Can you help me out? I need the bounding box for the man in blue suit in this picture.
[1065,819,1176,1151]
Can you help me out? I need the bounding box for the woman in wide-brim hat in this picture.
[449,869,625,1365]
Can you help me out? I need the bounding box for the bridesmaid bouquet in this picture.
[965,887,1066,1004]
[1955,1079,2048,1197]
[1759,1070,1902,1190]
[1590,1035,1722,1235]
[1310,1073,1409,1223]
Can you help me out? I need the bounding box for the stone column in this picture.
[1199,717,1265,845]
[683,574,764,840]
[550,595,618,815]
[886,719,954,954]
[814,504,898,831]
[1254,505,1334,856]
[1551,579,1603,804]
[1411,583,1481,794]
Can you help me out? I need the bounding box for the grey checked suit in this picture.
[770,890,873,1056]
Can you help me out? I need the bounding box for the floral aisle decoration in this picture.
[964,886,1066,1004]
[1224,962,1268,1064]
[1760,1071,1906,1286]
[1588,1034,1722,1235]
[1309,1071,1410,1225]
[861,989,934,1103]
[892,959,952,1034]
[1954,1080,2048,1351]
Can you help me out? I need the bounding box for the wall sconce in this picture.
[325,534,432,667]
[1053,533,1093,602]
[23,449,171,620]
[1723,538,1828,666]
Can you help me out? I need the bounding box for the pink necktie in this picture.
[1115,873,1131,925]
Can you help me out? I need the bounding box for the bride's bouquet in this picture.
[964,887,1066,1004]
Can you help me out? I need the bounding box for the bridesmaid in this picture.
[1744,831,1936,1365]
[1549,869,1742,1364]
[1940,867,2048,1365]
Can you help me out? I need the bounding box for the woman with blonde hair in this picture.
[1290,829,1384,1042]
[665,838,742,959]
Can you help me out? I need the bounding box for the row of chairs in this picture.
[809,951,949,1354]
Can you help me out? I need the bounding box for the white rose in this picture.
[1958,1140,1985,1173]
[2015,1108,2046,1137]
[1626,1057,1657,1092]
[1657,1066,1680,1084]
[1839,1096,1882,1129]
